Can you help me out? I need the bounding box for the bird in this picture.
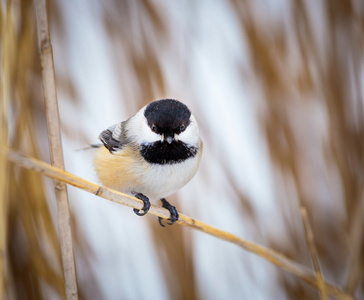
[93,99,203,226]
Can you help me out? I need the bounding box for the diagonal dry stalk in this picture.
[300,206,327,300]
[4,148,356,300]
[34,0,78,298]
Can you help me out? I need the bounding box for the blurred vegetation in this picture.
[231,1,364,298]
[1,1,65,299]
[1,0,363,299]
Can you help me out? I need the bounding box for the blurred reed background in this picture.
[1,0,363,299]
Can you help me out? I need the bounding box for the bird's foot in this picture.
[158,198,179,227]
[133,193,150,216]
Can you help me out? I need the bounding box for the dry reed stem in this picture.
[34,0,78,298]
[0,2,14,297]
[344,196,364,293]
[300,207,328,300]
[0,98,6,300]
[4,148,356,300]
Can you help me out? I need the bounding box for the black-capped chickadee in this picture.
[93,99,203,226]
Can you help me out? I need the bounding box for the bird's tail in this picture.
[75,144,102,151]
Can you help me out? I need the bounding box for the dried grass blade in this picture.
[300,206,328,299]
[344,196,364,293]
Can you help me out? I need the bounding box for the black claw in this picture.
[133,193,150,216]
[158,217,165,227]
[158,198,179,227]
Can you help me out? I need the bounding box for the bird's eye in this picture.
[179,124,185,131]
[151,124,157,132]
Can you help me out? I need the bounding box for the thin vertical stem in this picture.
[344,193,364,293]
[34,0,78,298]
[300,206,328,300]
[0,3,11,298]
[0,0,18,295]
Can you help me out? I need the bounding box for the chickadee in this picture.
[93,99,203,226]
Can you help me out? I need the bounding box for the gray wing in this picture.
[99,121,129,154]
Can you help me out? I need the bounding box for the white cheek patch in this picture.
[126,107,161,144]
[178,114,200,147]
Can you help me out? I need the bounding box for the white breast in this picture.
[131,154,201,202]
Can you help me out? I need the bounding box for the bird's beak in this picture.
[166,136,173,144]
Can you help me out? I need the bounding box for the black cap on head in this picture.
[144,99,191,135]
